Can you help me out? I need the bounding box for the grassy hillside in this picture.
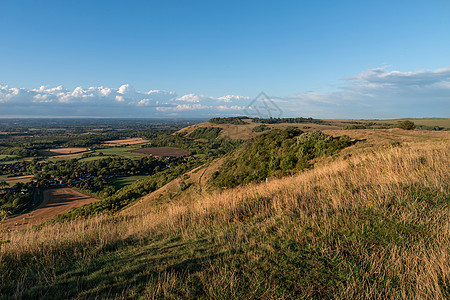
[177,117,449,141]
[0,129,449,299]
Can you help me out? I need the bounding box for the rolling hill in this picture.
[0,122,449,299]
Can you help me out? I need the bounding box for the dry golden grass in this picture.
[177,120,344,140]
[103,138,148,146]
[0,131,449,298]
[46,147,88,155]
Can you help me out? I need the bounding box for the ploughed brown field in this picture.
[1,188,100,231]
[103,138,148,146]
[130,147,189,157]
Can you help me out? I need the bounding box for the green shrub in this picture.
[210,129,352,188]
[252,125,269,132]
[344,125,366,130]
[209,117,247,125]
[397,120,415,130]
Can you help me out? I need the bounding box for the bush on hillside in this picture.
[210,128,352,188]
[344,125,367,130]
[209,117,247,125]
[397,120,415,130]
[252,125,269,132]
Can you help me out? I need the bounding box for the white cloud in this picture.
[115,95,125,102]
[276,66,450,118]
[1,66,449,118]
[117,84,135,95]
[175,94,203,102]
[217,95,250,102]
[0,84,250,117]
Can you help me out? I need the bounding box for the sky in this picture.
[0,0,449,119]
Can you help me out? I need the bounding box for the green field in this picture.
[0,159,20,165]
[78,147,146,162]
[0,155,19,164]
[365,118,450,128]
[0,147,146,164]
[110,175,149,189]
[0,155,17,160]
[91,147,144,158]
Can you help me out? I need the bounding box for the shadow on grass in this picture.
[18,235,224,299]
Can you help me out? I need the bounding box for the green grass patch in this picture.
[77,147,145,162]
[0,160,20,165]
[110,175,149,189]
[91,147,144,158]
[0,155,17,160]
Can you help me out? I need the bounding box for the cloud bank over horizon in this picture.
[1,66,449,119]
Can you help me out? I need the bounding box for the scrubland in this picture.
[0,130,448,299]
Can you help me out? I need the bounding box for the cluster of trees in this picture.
[0,146,34,157]
[251,117,325,124]
[209,117,247,125]
[0,181,36,216]
[33,156,165,178]
[252,125,269,132]
[344,125,367,130]
[1,161,29,176]
[210,128,352,188]
[208,116,327,125]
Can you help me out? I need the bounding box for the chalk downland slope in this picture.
[0,129,448,299]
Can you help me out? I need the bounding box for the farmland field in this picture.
[0,175,33,185]
[1,188,100,231]
[130,147,189,157]
[91,147,144,158]
[110,175,149,189]
[0,160,20,165]
[38,147,88,156]
[103,138,148,146]
[77,147,145,162]
[0,155,17,159]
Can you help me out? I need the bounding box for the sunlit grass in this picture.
[0,133,449,299]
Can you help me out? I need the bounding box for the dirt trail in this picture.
[1,188,100,231]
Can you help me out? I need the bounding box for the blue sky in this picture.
[1,0,449,118]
